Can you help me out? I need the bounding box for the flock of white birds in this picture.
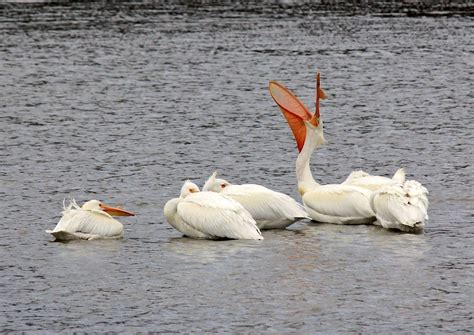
[46,73,429,241]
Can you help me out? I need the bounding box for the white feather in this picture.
[203,172,309,229]
[273,78,428,232]
[370,182,429,233]
[46,200,125,241]
[343,168,406,191]
[291,121,376,225]
[343,168,429,232]
[164,181,263,240]
[303,184,375,224]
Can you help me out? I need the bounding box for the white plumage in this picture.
[270,76,376,225]
[301,182,376,225]
[202,172,309,229]
[269,74,429,232]
[46,199,135,241]
[370,180,429,233]
[344,168,429,231]
[164,181,263,240]
[343,168,406,191]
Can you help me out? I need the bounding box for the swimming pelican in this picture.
[46,199,135,241]
[163,181,263,240]
[343,168,406,191]
[202,171,309,229]
[269,73,376,224]
[370,180,429,233]
[344,168,429,231]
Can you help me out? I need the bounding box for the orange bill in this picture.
[315,72,327,118]
[100,203,135,217]
[269,80,313,121]
[269,80,318,152]
[279,106,307,152]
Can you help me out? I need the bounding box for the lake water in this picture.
[1,2,473,333]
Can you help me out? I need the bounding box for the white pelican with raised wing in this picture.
[46,199,135,241]
[269,73,375,224]
[202,171,309,229]
[164,181,263,240]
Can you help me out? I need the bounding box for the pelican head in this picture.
[202,171,231,192]
[180,181,200,198]
[81,199,135,216]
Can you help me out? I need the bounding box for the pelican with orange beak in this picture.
[46,199,135,241]
[269,73,376,224]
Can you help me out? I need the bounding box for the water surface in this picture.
[1,3,473,333]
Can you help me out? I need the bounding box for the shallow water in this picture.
[1,3,473,333]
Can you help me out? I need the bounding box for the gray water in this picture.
[1,3,473,333]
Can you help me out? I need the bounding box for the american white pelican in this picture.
[202,171,309,229]
[203,171,311,229]
[46,199,135,241]
[163,181,263,240]
[269,73,376,224]
[370,180,429,233]
[343,168,406,191]
[344,168,429,232]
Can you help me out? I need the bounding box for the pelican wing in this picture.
[343,175,395,192]
[372,186,428,229]
[164,197,210,239]
[177,192,263,240]
[343,168,406,192]
[343,170,370,182]
[223,184,308,221]
[303,185,375,220]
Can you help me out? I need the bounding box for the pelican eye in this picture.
[221,183,227,188]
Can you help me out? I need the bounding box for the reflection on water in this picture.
[163,236,264,263]
[1,2,473,333]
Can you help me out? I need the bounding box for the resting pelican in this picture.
[163,181,263,240]
[46,199,135,241]
[202,171,309,229]
[343,168,406,191]
[269,73,375,224]
[370,180,429,233]
[344,168,429,231]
